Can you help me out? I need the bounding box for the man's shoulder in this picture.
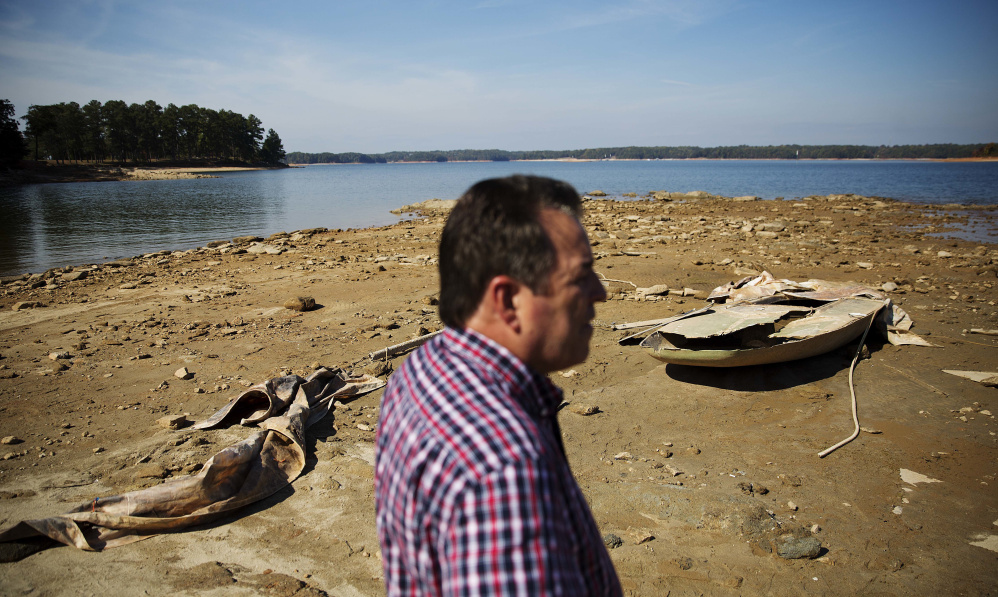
[382,328,545,473]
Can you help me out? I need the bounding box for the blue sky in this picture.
[1,0,996,153]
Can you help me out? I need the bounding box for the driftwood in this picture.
[369,330,441,361]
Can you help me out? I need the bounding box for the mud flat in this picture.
[0,192,996,595]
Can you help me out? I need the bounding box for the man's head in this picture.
[439,175,607,373]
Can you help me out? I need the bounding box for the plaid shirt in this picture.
[375,327,621,596]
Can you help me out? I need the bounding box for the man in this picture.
[375,175,621,595]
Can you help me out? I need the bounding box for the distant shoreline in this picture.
[4,157,995,186]
[289,156,998,166]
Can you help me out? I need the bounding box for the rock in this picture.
[284,296,316,312]
[569,403,600,416]
[937,251,954,258]
[61,270,89,282]
[157,415,188,430]
[857,262,874,269]
[613,451,632,460]
[246,243,283,255]
[588,190,607,197]
[757,221,786,232]
[175,367,193,380]
[627,528,655,544]
[232,235,263,245]
[603,533,623,549]
[356,423,372,432]
[48,351,71,360]
[1,436,23,445]
[134,463,167,479]
[733,196,759,202]
[11,301,42,311]
[787,501,798,511]
[776,535,822,559]
[636,284,670,298]
[364,361,392,377]
[882,281,898,292]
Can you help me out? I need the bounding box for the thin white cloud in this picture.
[559,0,735,31]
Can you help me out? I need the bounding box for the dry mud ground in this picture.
[0,192,996,596]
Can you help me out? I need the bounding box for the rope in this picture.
[818,307,882,458]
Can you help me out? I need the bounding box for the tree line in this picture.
[287,143,995,165]
[2,99,285,165]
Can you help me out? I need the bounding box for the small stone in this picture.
[134,463,167,479]
[776,535,822,560]
[364,361,392,377]
[613,451,632,460]
[857,262,874,269]
[61,270,88,282]
[1,436,23,445]
[569,403,600,416]
[93,447,105,454]
[882,281,899,292]
[49,351,71,361]
[627,528,655,544]
[175,367,193,380]
[787,501,799,511]
[284,296,316,312]
[12,301,43,311]
[356,423,372,432]
[937,251,954,258]
[640,284,670,297]
[810,524,821,533]
[602,533,623,549]
[157,415,188,430]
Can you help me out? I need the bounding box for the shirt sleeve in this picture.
[438,459,583,596]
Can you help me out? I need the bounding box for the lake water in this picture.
[2,159,997,276]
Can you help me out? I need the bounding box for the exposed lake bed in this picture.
[0,190,995,594]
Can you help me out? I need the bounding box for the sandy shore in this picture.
[0,163,285,185]
[0,191,996,595]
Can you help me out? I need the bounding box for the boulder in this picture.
[11,301,43,311]
[284,296,316,312]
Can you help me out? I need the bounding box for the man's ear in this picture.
[485,275,522,331]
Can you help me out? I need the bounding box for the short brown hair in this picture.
[438,175,582,328]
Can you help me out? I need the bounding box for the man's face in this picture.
[517,208,607,373]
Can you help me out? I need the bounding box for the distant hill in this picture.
[286,143,997,165]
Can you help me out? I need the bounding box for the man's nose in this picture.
[589,272,608,302]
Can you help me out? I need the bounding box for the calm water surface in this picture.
[1,160,997,276]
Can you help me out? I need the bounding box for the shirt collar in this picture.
[443,327,563,418]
